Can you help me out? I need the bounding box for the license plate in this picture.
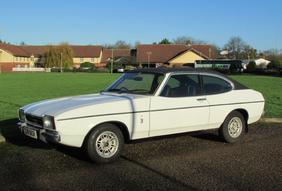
[23,127,38,139]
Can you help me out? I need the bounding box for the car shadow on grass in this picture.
[0,118,89,161]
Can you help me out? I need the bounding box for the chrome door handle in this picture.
[197,98,207,101]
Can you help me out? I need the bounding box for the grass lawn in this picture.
[0,73,281,122]
[0,73,120,120]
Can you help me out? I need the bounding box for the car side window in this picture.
[202,75,232,95]
[160,74,200,97]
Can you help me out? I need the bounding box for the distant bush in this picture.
[94,67,110,73]
[80,62,95,69]
[247,61,256,71]
[51,67,73,72]
[268,59,282,69]
[244,68,281,76]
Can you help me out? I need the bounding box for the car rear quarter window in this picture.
[202,75,232,95]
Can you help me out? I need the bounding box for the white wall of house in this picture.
[255,58,270,69]
[169,50,205,67]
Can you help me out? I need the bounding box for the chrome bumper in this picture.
[18,122,60,143]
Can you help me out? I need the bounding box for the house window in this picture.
[91,58,94,62]
[15,57,18,61]
[80,58,84,63]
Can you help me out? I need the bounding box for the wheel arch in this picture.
[82,121,130,148]
[224,108,249,132]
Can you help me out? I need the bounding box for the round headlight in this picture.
[43,115,55,129]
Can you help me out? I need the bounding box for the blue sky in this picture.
[0,0,281,50]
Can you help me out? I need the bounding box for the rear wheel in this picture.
[86,123,124,163]
[219,111,246,143]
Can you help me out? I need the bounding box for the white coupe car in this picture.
[18,68,265,163]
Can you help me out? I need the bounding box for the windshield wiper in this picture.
[101,88,129,94]
[129,89,150,94]
[101,88,150,95]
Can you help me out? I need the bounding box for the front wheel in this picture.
[219,111,246,143]
[86,123,124,163]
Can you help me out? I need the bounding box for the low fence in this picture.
[12,67,50,72]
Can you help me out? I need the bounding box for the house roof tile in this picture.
[0,43,29,57]
[0,43,103,58]
[20,45,49,57]
[71,45,102,57]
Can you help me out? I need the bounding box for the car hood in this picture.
[22,93,147,118]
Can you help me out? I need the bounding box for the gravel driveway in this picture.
[0,121,281,191]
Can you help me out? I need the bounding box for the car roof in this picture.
[128,67,248,90]
[129,67,226,76]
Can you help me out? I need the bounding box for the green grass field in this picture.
[0,73,119,120]
[0,73,281,121]
[229,75,282,117]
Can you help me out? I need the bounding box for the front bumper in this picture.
[18,122,60,143]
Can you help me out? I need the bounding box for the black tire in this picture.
[219,111,246,143]
[86,123,124,163]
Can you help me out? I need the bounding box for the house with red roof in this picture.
[136,44,217,67]
[0,43,31,72]
[0,43,103,72]
[0,42,217,72]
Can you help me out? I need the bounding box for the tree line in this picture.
[101,36,281,61]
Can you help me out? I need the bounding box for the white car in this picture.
[117,68,125,73]
[18,68,265,163]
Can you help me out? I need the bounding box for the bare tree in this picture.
[104,40,131,49]
[173,36,206,45]
[114,40,131,49]
[103,44,115,49]
[263,49,282,62]
[224,36,255,59]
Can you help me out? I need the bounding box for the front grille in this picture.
[25,114,43,128]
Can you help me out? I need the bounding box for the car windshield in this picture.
[105,72,164,95]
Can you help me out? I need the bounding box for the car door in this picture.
[149,73,210,137]
[201,74,234,129]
